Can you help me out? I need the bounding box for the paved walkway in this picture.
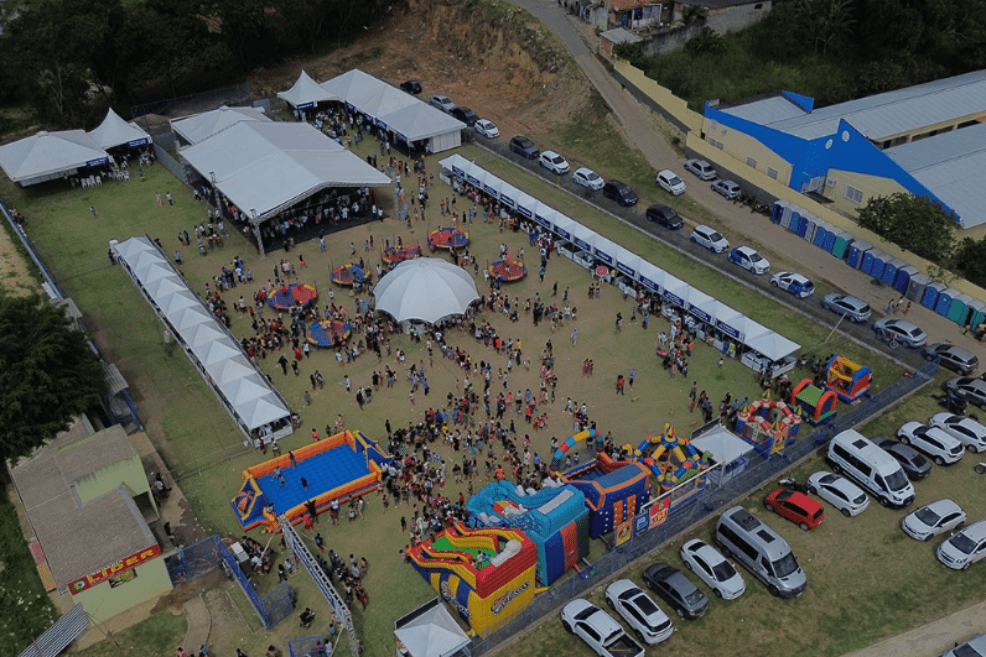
[182,594,213,653]
[843,600,986,657]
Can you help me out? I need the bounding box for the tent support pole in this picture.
[252,212,266,260]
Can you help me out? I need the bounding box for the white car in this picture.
[770,272,815,298]
[729,246,770,274]
[901,498,966,541]
[561,599,645,657]
[604,579,674,645]
[474,119,499,139]
[805,471,869,517]
[683,159,717,180]
[928,413,986,453]
[942,634,986,657]
[937,519,986,570]
[656,169,686,195]
[690,225,729,253]
[539,150,570,175]
[572,166,604,190]
[679,538,746,600]
[897,421,965,465]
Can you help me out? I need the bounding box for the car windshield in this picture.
[711,561,736,580]
[885,469,910,491]
[772,553,799,578]
[586,171,599,180]
[710,231,723,241]
[952,643,986,657]
[550,155,563,163]
[670,176,682,185]
[915,507,941,525]
[683,588,704,605]
[949,533,977,554]
[749,253,763,262]
[907,327,923,337]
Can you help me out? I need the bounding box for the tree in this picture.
[0,292,104,466]
[954,237,986,286]
[856,192,957,264]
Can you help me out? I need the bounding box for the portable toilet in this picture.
[772,200,788,225]
[847,240,872,269]
[822,226,838,252]
[882,258,904,286]
[893,265,918,294]
[949,294,974,324]
[922,282,945,309]
[812,221,830,248]
[935,287,960,317]
[863,249,886,279]
[966,299,986,331]
[906,272,931,302]
[802,213,818,243]
[831,231,853,260]
[791,208,806,236]
[780,204,796,229]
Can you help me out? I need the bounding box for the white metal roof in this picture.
[276,70,340,109]
[719,95,808,124]
[171,105,270,145]
[88,108,151,149]
[0,130,109,184]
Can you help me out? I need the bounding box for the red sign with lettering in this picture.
[68,544,161,594]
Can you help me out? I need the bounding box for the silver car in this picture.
[474,119,499,139]
[572,167,604,190]
[922,343,979,375]
[944,377,986,410]
[683,158,717,180]
[690,224,729,253]
[805,471,869,517]
[821,293,872,323]
[937,518,986,570]
[928,413,986,453]
[679,538,746,600]
[429,95,455,113]
[604,579,674,645]
[711,179,741,200]
[901,498,966,541]
[872,317,928,348]
[940,632,986,657]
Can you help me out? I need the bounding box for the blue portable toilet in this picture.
[822,225,838,252]
[882,258,904,286]
[894,265,918,294]
[922,282,945,309]
[935,287,959,316]
[812,220,830,248]
[966,299,986,331]
[863,249,885,279]
[791,208,806,236]
[772,200,788,225]
[905,272,931,302]
[802,213,818,243]
[831,231,853,259]
[847,240,872,269]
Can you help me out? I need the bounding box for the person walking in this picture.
[570,328,578,346]
[315,533,324,553]
[628,368,636,388]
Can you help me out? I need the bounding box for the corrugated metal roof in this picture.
[886,123,986,229]
[768,69,986,141]
[720,95,807,124]
[601,27,641,44]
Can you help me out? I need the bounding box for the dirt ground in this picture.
[0,221,41,296]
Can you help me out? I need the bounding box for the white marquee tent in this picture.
[374,258,480,324]
[394,598,470,657]
[171,105,270,146]
[277,70,340,110]
[0,130,109,186]
[88,108,151,150]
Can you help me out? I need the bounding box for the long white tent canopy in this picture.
[0,130,109,186]
[114,236,292,434]
[88,108,151,150]
[180,121,391,222]
[439,153,801,363]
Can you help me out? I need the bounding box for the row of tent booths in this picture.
[439,154,802,375]
[772,201,986,330]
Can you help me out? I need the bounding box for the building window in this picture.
[708,138,724,150]
[746,156,757,169]
[767,167,778,180]
[754,3,763,8]
[845,185,864,204]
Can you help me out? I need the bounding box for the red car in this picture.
[764,488,825,531]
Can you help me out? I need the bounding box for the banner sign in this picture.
[648,497,671,529]
[69,544,161,594]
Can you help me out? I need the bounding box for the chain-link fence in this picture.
[287,635,328,657]
[130,83,253,124]
[262,581,297,629]
[464,359,937,654]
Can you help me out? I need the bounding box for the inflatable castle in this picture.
[791,379,838,425]
[734,400,802,456]
[824,354,871,403]
[634,424,710,493]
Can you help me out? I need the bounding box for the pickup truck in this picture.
[561,599,646,657]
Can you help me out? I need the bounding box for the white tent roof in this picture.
[374,258,479,324]
[88,108,151,150]
[382,102,465,142]
[181,121,391,221]
[240,393,291,430]
[160,290,204,317]
[169,304,214,331]
[745,331,801,362]
[277,70,339,109]
[220,373,273,405]
[0,130,109,184]
[171,105,270,145]
[394,599,470,657]
[692,424,755,467]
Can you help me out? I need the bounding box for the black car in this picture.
[450,106,479,127]
[642,563,709,619]
[876,438,932,480]
[509,135,539,160]
[645,204,683,230]
[602,180,638,207]
[400,80,422,95]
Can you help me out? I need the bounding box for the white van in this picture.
[827,430,915,508]
[714,506,807,598]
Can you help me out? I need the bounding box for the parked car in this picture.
[771,272,815,298]
[508,135,539,160]
[400,80,422,94]
[805,471,869,517]
[572,167,604,190]
[711,179,741,200]
[923,343,980,375]
[602,180,638,206]
[690,225,729,253]
[729,246,770,274]
[872,318,928,348]
[645,204,683,230]
[683,158,717,180]
[901,498,966,541]
[450,106,478,126]
[929,413,986,453]
[764,488,824,530]
[943,376,986,410]
[940,633,986,657]
[714,506,807,597]
[474,119,499,139]
[429,94,455,113]
[875,438,932,480]
[937,518,986,570]
[604,579,674,645]
[656,169,687,195]
[642,563,709,619]
[897,422,965,465]
[538,150,570,175]
[560,599,646,657]
[679,538,746,599]
[820,293,872,323]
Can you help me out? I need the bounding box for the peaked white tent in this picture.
[88,108,151,150]
[394,598,470,657]
[0,130,109,186]
[277,70,339,110]
[374,258,479,324]
[171,105,270,146]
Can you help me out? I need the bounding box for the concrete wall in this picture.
[74,454,152,506]
[613,59,702,134]
[639,1,771,55]
[704,1,772,34]
[701,115,792,184]
[74,558,172,624]
[824,168,909,217]
[641,24,704,56]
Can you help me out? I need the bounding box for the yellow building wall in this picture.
[823,169,909,217]
[73,558,172,624]
[614,59,703,133]
[701,117,793,184]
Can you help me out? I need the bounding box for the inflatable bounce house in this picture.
[734,400,802,456]
[550,429,604,469]
[408,522,537,637]
[268,282,317,310]
[466,480,589,586]
[824,354,871,403]
[634,424,710,494]
[230,430,389,531]
[552,430,651,539]
[791,379,838,425]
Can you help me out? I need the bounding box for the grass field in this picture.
[1,124,977,657]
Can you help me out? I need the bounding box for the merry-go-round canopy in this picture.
[373,258,479,324]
